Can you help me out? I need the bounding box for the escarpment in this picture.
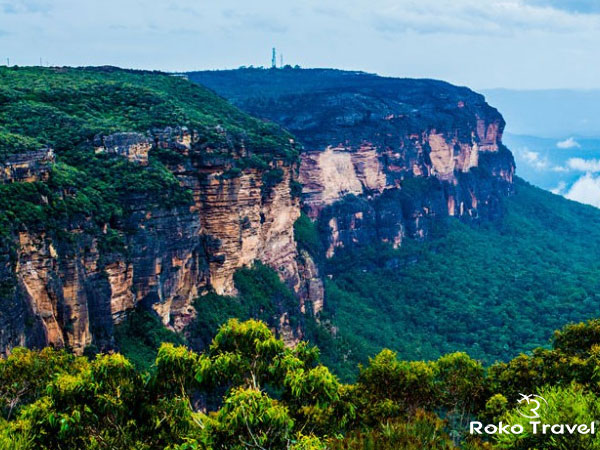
[190,68,515,255]
[0,67,314,355]
[0,126,311,354]
[165,135,301,295]
[1,66,517,356]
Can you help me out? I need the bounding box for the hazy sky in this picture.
[1,0,600,89]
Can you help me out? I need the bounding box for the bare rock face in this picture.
[3,199,208,354]
[300,145,386,218]
[94,132,152,165]
[0,126,312,355]
[194,166,299,295]
[0,148,55,183]
[15,232,73,350]
[296,250,324,314]
[296,120,512,257]
[191,69,516,257]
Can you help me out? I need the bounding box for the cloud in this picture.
[518,148,568,172]
[550,180,567,195]
[557,137,581,149]
[371,0,600,36]
[565,173,600,208]
[567,157,600,172]
[522,150,547,168]
[526,0,600,14]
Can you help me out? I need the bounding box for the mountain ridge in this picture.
[1,66,516,358]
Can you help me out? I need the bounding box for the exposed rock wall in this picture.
[296,123,513,257]
[300,145,386,218]
[0,148,55,183]
[94,132,152,165]
[191,69,516,257]
[194,166,299,295]
[3,200,208,354]
[0,128,313,355]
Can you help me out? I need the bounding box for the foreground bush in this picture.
[3,317,600,449]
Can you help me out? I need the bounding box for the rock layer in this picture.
[2,69,518,355]
[0,148,55,183]
[0,128,309,355]
[191,69,516,254]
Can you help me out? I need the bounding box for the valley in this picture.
[2,65,600,449]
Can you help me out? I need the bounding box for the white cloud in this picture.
[372,0,600,36]
[550,180,567,194]
[522,150,547,168]
[565,173,600,207]
[557,137,581,149]
[518,148,568,172]
[567,157,600,172]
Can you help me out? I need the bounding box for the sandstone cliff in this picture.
[0,127,310,354]
[190,68,515,255]
[0,66,323,355]
[1,67,516,357]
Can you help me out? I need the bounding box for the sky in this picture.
[1,0,600,90]
[4,0,600,207]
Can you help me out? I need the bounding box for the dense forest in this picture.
[0,66,296,251]
[301,178,600,380]
[4,316,600,449]
[114,176,600,384]
[4,66,600,448]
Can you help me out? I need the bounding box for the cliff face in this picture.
[1,67,516,356]
[0,127,308,355]
[0,149,55,183]
[0,66,321,356]
[172,161,300,296]
[190,69,515,255]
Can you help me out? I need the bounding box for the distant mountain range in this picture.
[481,89,600,208]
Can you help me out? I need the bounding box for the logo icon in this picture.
[517,394,548,419]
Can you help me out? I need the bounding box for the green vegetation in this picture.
[0,66,294,158]
[305,179,600,380]
[114,309,184,371]
[4,317,600,449]
[188,261,303,350]
[0,66,297,259]
[113,261,303,370]
[294,212,324,256]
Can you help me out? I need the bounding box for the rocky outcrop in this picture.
[296,250,324,314]
[0,126,314,355]
[0,148,55,183]
[94,132,152,165]
[300,145,386,218]
[191,69,516,256]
